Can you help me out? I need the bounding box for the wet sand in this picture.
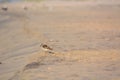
[0,0,120,80]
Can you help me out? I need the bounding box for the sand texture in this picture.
[0,0,120,80]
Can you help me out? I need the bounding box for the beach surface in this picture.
[0,0,120,80]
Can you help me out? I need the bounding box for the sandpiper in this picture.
[1,5,8,11]
[40,43,54,54]
[23,6,28,10]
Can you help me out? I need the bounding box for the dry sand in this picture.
[0,0,120,80]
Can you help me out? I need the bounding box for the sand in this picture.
[0,0,120,80]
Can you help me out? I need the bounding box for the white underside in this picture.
[41,48,51,52]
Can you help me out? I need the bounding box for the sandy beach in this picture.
[0,0,120,80]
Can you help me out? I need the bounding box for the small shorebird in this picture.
[40,43,54,54]
[23,6,28,10]
[1,5,8,11]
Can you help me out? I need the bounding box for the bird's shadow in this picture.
[23,62,42,71]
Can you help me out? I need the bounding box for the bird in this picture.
[40,43,54,54]
[1,5,8,11]
[23,6,28,10]
[0,62,2,64]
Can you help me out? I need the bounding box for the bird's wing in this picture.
[47,46,53,50]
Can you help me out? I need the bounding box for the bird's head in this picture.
[40,43,43,47]
[40,43,47,47]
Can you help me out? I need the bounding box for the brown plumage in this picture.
[42,44,53,50]
[1,6,8,11]
[40,44,54,54]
